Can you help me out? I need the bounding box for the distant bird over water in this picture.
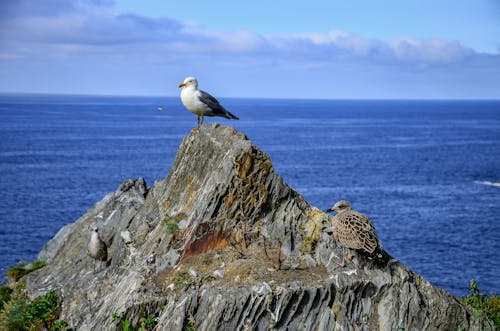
[325,200,385,263]
[178,76,239,128]
[87,225,108,273]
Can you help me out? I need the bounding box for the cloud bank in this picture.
[0,0,482,64]
[0,0,498,98]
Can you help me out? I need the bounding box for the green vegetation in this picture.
[165,222,179,233]
[460,280,500,330]
[112,312,159,331]
[0,285,13,310]
[1,292,29,330]
[51,320,70,331]
[6,260,46,282]
[0,290,70,330]
[183,313,196,331]
[162,213,186,234]
[25,291,60,329]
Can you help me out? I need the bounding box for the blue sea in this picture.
[0,94,499,296]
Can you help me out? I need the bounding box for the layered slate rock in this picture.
[26,124,488,330]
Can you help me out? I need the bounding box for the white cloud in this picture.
[0,0,487,67]
[388,38,473,64]
[1,0,499,98]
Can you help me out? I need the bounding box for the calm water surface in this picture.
[0,94,499,296]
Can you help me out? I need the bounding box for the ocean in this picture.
[0,94,499,296]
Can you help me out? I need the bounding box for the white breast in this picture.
[180,88,210,115]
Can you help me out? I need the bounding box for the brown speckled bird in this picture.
[325,200,385,262]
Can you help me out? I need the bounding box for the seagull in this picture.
[178,76,239,128]
[324,200,386,264]
[87,225,108,273]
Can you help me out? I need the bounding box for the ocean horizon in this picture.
[1,94,499,296]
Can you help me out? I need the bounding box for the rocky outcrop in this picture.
[26,124,488,330]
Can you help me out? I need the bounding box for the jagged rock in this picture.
[25,124,490,330]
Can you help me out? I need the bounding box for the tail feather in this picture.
[225,110,239,120]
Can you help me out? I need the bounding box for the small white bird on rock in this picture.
[87,225,108,273]
[178,76,239,128]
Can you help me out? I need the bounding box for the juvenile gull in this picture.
[178,76,239,128]
[87,226,108,273]
[325,200,385,263]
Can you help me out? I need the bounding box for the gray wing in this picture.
[198,90,228,115]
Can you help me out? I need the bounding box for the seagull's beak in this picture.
[178,82,186,88]
[324,208,334,213]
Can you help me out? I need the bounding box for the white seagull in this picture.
[178,76,239,128]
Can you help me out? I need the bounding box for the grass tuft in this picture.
[460,279,499,329]
[6,260,46,282]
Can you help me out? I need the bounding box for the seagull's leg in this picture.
[197,115,201,128]
[200,115,204,125]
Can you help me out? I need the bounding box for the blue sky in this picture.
[0,0,499,99]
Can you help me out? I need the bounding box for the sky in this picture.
[0,0,499,99]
